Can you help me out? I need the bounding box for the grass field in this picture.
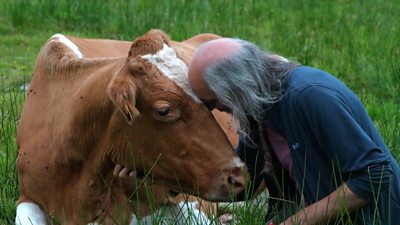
[0,0,399,224]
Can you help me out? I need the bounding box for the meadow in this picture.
[0,0,399,224]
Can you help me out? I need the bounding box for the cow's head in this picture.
[106,30,248,201]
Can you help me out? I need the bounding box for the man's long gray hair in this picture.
[203,38,299,137]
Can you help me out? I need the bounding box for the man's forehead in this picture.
[189,38,240,98]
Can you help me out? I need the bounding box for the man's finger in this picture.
[113,164,123,176]
[119,167,130,177]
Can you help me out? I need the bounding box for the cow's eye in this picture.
[157,107,170,116]
[152,101,180,122]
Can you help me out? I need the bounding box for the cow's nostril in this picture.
[227,176,234,185]
[226,167,247,194]
[227,176,236,187]
[227,174,244,186]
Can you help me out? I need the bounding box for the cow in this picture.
[15,29,249,225]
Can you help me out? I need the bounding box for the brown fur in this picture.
[128,29,170,58]
[17,30,249,224]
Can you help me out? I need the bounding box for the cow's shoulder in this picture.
[35,34,119,78]
[38,34,84,70]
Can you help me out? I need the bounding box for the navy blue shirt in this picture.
[237,66,400,224]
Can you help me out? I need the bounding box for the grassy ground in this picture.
[0,0,399,224]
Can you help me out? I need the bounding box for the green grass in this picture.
[0,0,399,224]
[0,86,25,224]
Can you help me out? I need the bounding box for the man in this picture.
[188,37,400,225]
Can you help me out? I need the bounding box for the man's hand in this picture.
[279,183,367,225]
[113,164,135,178]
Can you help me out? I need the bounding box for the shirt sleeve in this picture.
[297,86,392,200]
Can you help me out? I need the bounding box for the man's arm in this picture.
[280,182,367,225]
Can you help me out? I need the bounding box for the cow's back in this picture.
[67,36,131,58]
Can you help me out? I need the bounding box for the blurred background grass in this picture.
[0,0,399,224]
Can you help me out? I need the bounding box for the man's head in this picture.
[188,38,241,111]
[188,37,298,135]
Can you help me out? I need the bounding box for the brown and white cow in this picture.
[15,30,248,225]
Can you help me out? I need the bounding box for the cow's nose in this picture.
[202,157,249,201]
[226,163,247,194]
[227,168,246,194]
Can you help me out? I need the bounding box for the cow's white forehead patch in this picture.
[50,33,84,59]
[141,44,200,103]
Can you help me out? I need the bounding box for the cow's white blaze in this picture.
[142,44,201,103]
[15,202,48,225]
[51,33,84,59]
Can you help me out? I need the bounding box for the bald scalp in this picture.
[188,38,241,98]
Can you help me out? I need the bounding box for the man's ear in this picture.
[108,69,140,124]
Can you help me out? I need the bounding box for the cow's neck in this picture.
[60,60,132,222]
[68,119,134,223]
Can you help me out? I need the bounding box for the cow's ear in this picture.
[108,70,140,124]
